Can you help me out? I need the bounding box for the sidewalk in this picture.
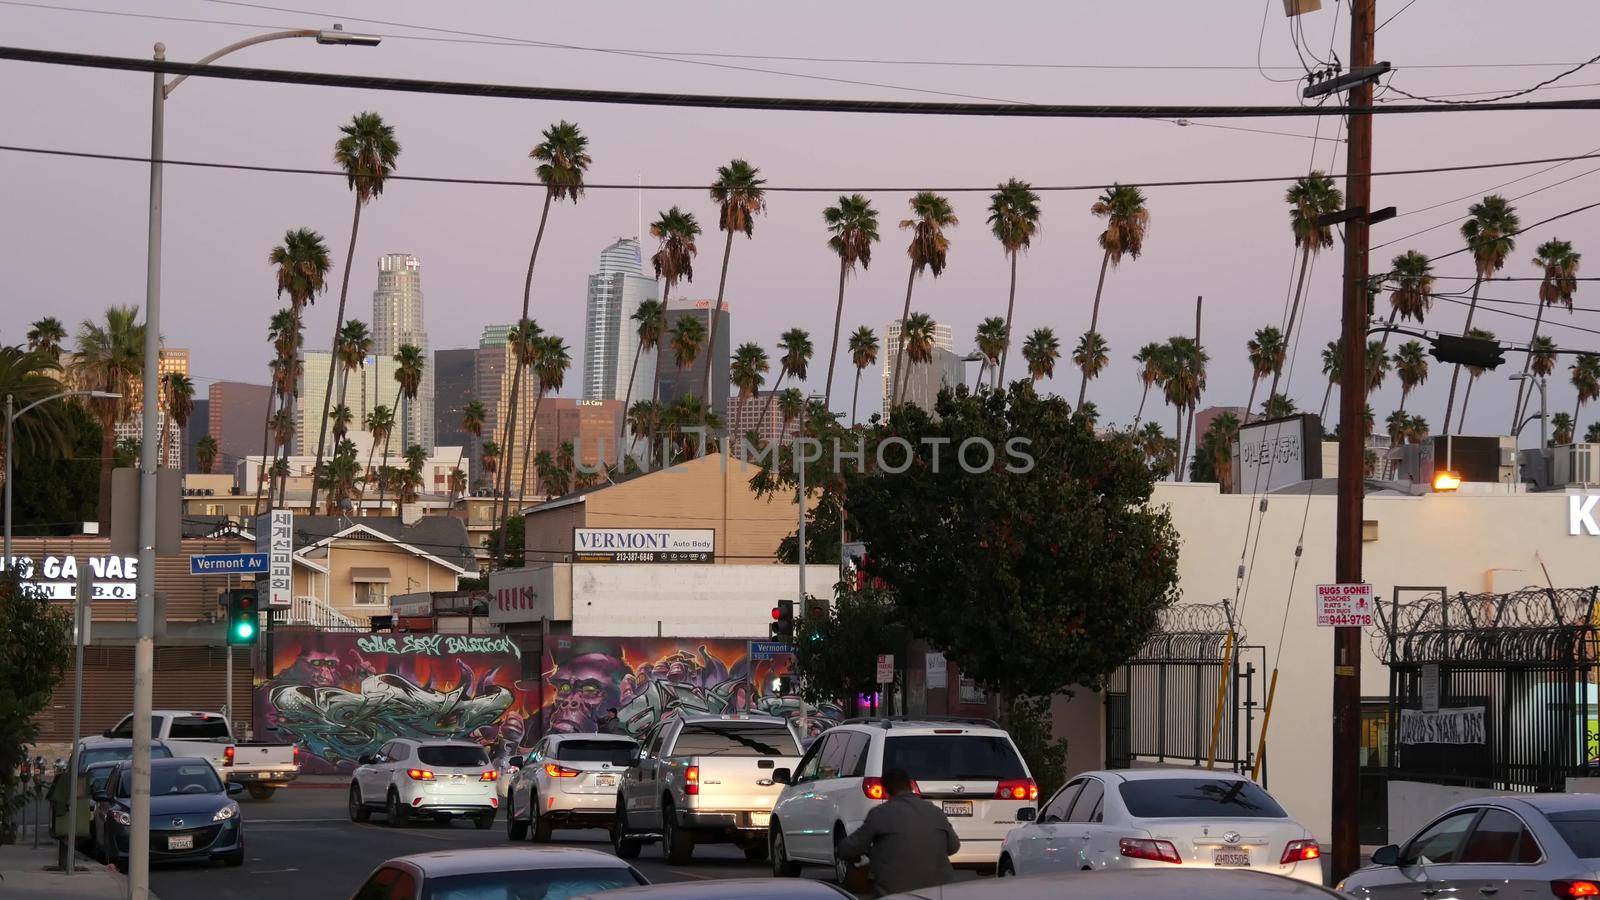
[0,833,136,900]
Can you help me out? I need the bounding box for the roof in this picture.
[888,868,1341,899]
[294,515,475,573]
[1087,768,1255,783]
[390,847,634,878]
[519,460,673,516]
[677,713,791,725]
[549,732,637,744]
[1266,478,1424,497]
[575,880,851,900]
[1489,793,1600,814]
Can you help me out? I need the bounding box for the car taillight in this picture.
[685,766,699,796]
[1281,839,1320,864]
[544,763,579,778]
[1119,837,1182,864]
[862,777,887,800]
[223,746,235,767]
[292,744,299,763]
[1555,881,1600,898]
[406,769,435,781]
[995,778,1038,801]
[479,770,498,782]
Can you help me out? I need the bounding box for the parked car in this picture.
[105,709,298,799]
[1338,793,1600,898]
[570,879,854,899]
[49,737,172,847]
[770,717,1035,882]
[883,868,1344,899]
[998,769,1321,883]
[91,756,245,870]
[348,738,499,829]
[614,713,803,863]
[507,732,638,842]
[349,847,647,899]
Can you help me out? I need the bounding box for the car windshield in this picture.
[417,746,490,768]
[420,866,644,900]
[80,744,170,771]
[671,724,797,757]
[1549,810,1600,859]
[119,763,222,797]
[553,740,636,765]
[881,735,1026,781]
[1118,778,1288,819]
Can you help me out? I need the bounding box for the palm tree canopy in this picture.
[269,227,332,308]
[649,206,701,289]
[730,342,770,400]
[848,326,879,371]
[1247,326,1287,380]
[534,335,572,394]
[975,317,1009,367]
[394,344,426,398]
[73,306,146,423]
[1461,194,1521,278]
[268,308,301,358]
[631,299,669,351]
[507,319,544,368]
[462,400,486,437]
[901,316,935,366]
[1286,171,1344,252]
[1552,412,1575,444]
[824,193,880,271]
[1534,237,1581,310]
[334,111,401,203]
[365,405,394,439]
[1365,339,1391,391]
[1022,327,1062,381]
[778,388,805,424]
[987,178,1042,254]
[1395,341,1430,391]
[531,120,591,203]
[26,317,66,357]
[0,347,71,462]
[779,328,815,379]
[1570,355,1600,404]
[336,319,374,370]
[670,315,707,371]
[1322,339,1343,385]
[901,191,958,278]
[1092,183,1150,265]
[1161,336,1209,409]
[710,159,767,237]
[1387,250,1435,323]
[1262,392,1298,418]
[1134,342,1167,388]
[162,372,195,425]
[1073,330,1110,379]
[1530,335,1559,378]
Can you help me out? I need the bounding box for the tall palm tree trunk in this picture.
[618,335,646,465]
[310,197,363,512]
[1243,377,1261,426]
[1267,245,1313,404]
[1461,375,1478,430]
[756,373,788,436]
[1398,388,1411,416]
[1134,384,1151,427]
[519,386,544,499]
[851,368,862,428]
[1442,277,1484,435]
[1181,404,1197,483]
[252,384,275,516]
[998,253,1022,387]
[700,230,737,424]
[1076,249,1111,405]
[891,265,917,409]
[823,259,848,411]
[646,282,672,471]
[1512,300,1548,430]
[1320,379,1335,421]
[1173,404,1184,481]
[493,191,554,564]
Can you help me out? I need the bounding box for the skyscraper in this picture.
[295,350,398,452]
[476,325,510,492]
[434,347,477,466]
[372,253,433,451]
[114,347,189,466]
[881,319,956,418]
[657,298,730,423]
[581,238,658,408]
[206,381,271,475]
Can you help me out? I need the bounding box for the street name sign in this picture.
[188,553,268,576]
[750,641,793,661]
[1315,582,1374,628]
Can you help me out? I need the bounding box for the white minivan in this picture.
[768,718,1035,882]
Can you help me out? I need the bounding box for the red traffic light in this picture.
[771,607,782,620]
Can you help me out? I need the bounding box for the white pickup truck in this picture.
[104,709,299,800]
[613,713,802,863]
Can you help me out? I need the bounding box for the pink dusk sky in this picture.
[4,1,1600,436]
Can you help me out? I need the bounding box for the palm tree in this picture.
[254,309,300,515]
[1132,342,1166,426]
[1385,250,1434,341]
[0,348,71,495]
[1203,411,1241,492]
[896,314,936,406]
[761,328,814,432]
[517,335,572,501]
[892,192,958,408]
[1571,354,1600,434]
[1022,328,1061,383]
[461,399,486,484]
[1551,412,1575,446]
[1522,335,1560,436]
[1072,331,1109,397]
[1385,409,1409,447]
[159,371,194,469]
[502,319,539,495]
[986,179,1041,385]
[778,388,805,436]
[729,342,770,447]
[195,434,219,474]
[1262,393,1297,419]
[1457,328,1497,431]
[1587,422,1600,444]
[267,226,331,500]
[704,160,767,413]
[646,207,701,456]
[72,306,145,530]
[1444,195,1520,434]
[847,326,878,427]
[973,317,1007,389]
[1267,172,1343,404]
[321,439,362,514]
[356,404,393,511]
[331,318,372,440]
[619,297,667,463]
[329,403,353,443]
[1244,326,1286,424]
[1080,184,1150,405]
[1393,340,1429,414]
[26,317,66,360]
[447,467,466,504]
[1162,336,1208,481]
[1513,238,1580,430]
[1319,339,1343,421]
[480,439,500,481]
[822,194,879,413]
[310,112,401,512]
[268,406,295,505]
[383,344,425,512]
[495,120,590,562]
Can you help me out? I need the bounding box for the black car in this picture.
[93,756,245,870]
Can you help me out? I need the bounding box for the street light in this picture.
[130,26,379,900]
[4,389,120,567]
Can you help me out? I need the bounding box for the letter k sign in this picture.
[1570,495,1600,535]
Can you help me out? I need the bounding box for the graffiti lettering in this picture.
[446,635,519,657]
[353,633,520,659]
[356,635,398,654]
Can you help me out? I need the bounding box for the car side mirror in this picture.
[772,768,792,785]
[1016,807,1037,822]
[1371,844,1400,867]
[629,749,645,766]
[358,754,375,765]
[508,756,524,769]
[91,787,107,802]
[227,783,245,796]
[101,729,112,738]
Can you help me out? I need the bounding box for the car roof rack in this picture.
[835,716,1001,730]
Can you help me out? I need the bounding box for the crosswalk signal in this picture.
[224,589,259,646]
[769,599,795,642]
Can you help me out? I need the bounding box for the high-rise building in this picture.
[294,350,399,453]
[434,347,478,470]
[114,347,189,467]
[581,238,659,411]
[185,397,209,473]
[881,320,956,418]
[372,253,433,451]
[896,347,967,416]
[475,325,511,492]
[206,381,272,475]
[727,390,800,459]
[657,298,730,423]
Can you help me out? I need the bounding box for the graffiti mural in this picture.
[256,631,535,774]
[541,637,841,741]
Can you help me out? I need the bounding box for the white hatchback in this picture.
[506,733,638,843]
[348,738,500,829]
[999,769,1321,884]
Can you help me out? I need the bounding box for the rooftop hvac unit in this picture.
[1551,443,1600,487]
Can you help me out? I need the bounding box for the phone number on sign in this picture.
[1316,613,1373,627]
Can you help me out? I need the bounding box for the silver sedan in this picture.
[1338,794,1600,898]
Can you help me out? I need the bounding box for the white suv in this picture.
[348,739,500,829]
[768,718,1035,882]
[506,733,638,842]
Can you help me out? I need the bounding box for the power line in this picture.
[1371,159,1600,251]
[1383,49,1600,105]
[1374,0,1423,32]
[1428,293,1600,339]
[12,45,1600,118]
[1375,141,1600,230]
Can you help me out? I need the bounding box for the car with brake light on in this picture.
[350,846,647,899]
[104,709,298,799]
[768,717,1036,884]
[998,769,1320,883]
[347,738,500,829]
[507,732,638,842]
[91,756,245,870]
[1337,794,1600,898]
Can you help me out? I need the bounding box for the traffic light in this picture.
[769,599,795,642]
[1429,334,1506,370]
[224,589,259,646]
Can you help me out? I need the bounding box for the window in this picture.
[840,733,871,778]
[880,735,1026,781]
[1400,810,1479,866]
[126,763,221,797]
[1068,778,1105,823]
[108,716,160,739]
[552,740,636,766]
[670,724,798,758]
[1460,808,1540,863]
[1042,781,1083,823]
[1117,778,1288,819]
[353,866,409,900]
[416,745,488,768]
[79,744,171,772]
[1548,810,1600,859]
[389,744,410,762]
[645,727,668,758]
[168,716,230,741]
[355,582,388,606]
[793,736,828,783]
[817,732,852,779]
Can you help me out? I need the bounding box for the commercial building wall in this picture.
[568,563,840,637]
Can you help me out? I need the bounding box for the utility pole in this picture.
[1332,0,1375,884]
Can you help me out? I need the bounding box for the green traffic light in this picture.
[235,622,254,639]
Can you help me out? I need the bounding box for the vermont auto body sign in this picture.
[573,528,714,564]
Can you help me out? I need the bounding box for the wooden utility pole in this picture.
[1332,0,1375,883]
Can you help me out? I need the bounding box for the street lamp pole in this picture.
[129,28,378,900]
[4,389,118,567]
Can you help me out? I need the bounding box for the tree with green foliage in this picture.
[10,399,99,536]
[0,574,71,843]
[792,584,911,709]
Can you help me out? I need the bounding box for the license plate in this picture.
[941,801,973,817]
[1212,849,1251,867]
[596,775,616,787]
[749,812,770,827]
[167,834,194,851]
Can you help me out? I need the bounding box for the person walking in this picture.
[597,707,628,735]
[834,767,960,895]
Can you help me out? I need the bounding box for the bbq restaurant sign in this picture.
[0,555,137,601]
[572,528,715,564]
[1232,414,1323,495]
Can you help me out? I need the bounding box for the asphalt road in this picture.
[146,785,810,900]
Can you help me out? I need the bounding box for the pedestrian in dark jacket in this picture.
[835,767,960,895]
[597,708,627,735]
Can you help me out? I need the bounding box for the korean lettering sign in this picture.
[256,510,294,608]
[1235,414,1323,494]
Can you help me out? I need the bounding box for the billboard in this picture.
[1232,414,1323,494]
[573,528,714,564]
